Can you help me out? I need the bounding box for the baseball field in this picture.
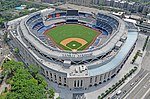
[44,24,100,51]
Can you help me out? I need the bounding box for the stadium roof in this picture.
[89,30,138,76]
[124,18,137,24]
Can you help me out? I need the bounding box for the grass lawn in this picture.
[45,24,100,51]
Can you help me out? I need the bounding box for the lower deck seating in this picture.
[38,24,56,34]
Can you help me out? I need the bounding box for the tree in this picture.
[112,84,116,88]
[0,17,5,28]
[101,93,105,97]
[119,80,122,83]
[28,65,39,78]
[115,82,119,86]
[47,88,55,98]
[109,87,112,91]
[56,96,61,99]
[2,60,24,76]
[121,77,125,81]
[14,48,19,53]
[2,60,50,99]
[35,74,48,88]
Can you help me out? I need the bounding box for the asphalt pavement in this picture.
[124,73,150,99]
[111,69,149,99]
[143,89,150,99]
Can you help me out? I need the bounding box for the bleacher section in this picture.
[38,24,56,34]
[84,24,109,50]
[97,13,119,31]
[47,12,95,24]
[25,12,119,51]
[96,21,113,35]
[32,22,44,31]
[26,13,57,48]
[26,14,41,25]
[48,12,66,19]
[79,12,93,18]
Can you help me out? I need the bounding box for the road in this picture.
[143,89,150,99]
[111,69,149,99]
[124,73,150,99]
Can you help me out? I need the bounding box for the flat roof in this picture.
[124,18,137,24]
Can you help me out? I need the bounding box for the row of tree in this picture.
[1,60,55,99]
[142,36,149,51]
[98,66,137,99]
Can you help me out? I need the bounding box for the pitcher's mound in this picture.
[73,44,76,46]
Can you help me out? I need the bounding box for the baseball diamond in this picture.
[44,24,100,51]
[60,38,87,51]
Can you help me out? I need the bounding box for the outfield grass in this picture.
[45,24,100,51]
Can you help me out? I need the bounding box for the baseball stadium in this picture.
[8,8,138,93]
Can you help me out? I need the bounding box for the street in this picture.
[111,69,149,99]
[124,73,150,99]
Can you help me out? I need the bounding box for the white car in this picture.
[116,90,122,95]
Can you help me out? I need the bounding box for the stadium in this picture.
[8,8,138,90]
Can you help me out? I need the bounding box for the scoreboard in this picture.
[67,10,78,16]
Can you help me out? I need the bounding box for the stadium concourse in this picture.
[7,7,138,99]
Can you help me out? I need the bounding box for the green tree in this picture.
[47,88,55,98]
[2,60,50,99]
[0,17,5,28]
[35,74,48,88]
[28,65,39,78]
[56,96,61,99]
[14,48,19,53]
[2,60,24,76]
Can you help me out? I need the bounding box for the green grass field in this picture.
[45,24,100,51]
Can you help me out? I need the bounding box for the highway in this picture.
[124,73,150,99]
[111,69,149,99]
[143,89,150,99]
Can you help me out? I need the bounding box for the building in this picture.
[147,13,150,19]
[136,19,150,32]
[142,4,150,14]
[41,0,64,3]
[7,9,138,92]
[40,0,150,15]
[104,0,150,14]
